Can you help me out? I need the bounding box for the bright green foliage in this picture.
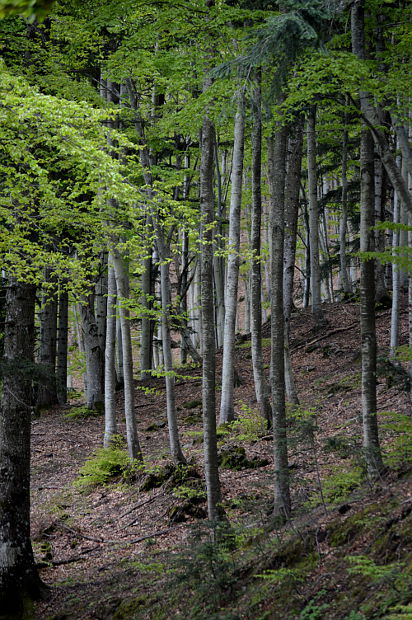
[0,0,54,19]
[64,405,103,419]
[74,436,133,489]
[0,62,140,289]
[306,466,363,507]
[379,411,412,468]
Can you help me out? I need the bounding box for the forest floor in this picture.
[32,299,412,619]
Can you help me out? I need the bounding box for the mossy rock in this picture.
[139,463,175,492]
[112,596,149,619]
[64,403,104,420]
[183,412,201,424]
[182,399,202,410]
[218,445,269,471]
[168,497,206,523]
[140,463,201,493]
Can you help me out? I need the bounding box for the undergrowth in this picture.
[73,436,134,490]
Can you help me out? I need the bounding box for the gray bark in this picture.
[220,89,245,424]
[79,294,104,411]
[95,255,108,354]
[156,234,186,464]
[250,76,271,425]
[339,122,352,294]
[104,254,118,447]
[200,111,223,521]
[374,159,387,301]
[307,105,322,320]
[213,136,226,348]
[0,281,45,616]
[112,249,142,460]
[140,255,153,381]
[284,120,303,405]
[352,2,385,478]
[56,288,68,405]
[390,181,400,356]
[36,269,58,408]
[268,128,291,520]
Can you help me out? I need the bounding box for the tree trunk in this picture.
[220,88,245,424]
[140,255,153,381]
[56,288,69,405]
[79,293,104,411]
[359,128,385,478]
[352,0,387,479]
[213,135,226,349]
[0,281,45,617]
[112,249,142,460]
[307,105,322,320]
[284,119,303,405]
[36,269,58,409]
[104,254,118,447]
[95,255,108,354]
[200,111,223,521]
[156,233,186,464]
[374,159,387,302]
[268,127,291,520]
[339,120,352,294]
[250,75,271,426]
[390,152,401,357]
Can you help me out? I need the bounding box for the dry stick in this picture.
[118,493,161,520]
[60,523,172,545]
[291,322,358,352]
[36,546,100,568]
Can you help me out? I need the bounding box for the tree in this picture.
[200,91,223,521]
[351,0,385,479]
[0,280,47,618]
[268,124,292,520]
[219,87,246,424]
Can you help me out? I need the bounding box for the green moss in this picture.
[111,596,150,619]
[182,399,202,409]
[64,404,103,420]
[218,445,268,471]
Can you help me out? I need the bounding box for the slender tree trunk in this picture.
[104,254,118,447]
[352,1,385,479]
[409,215,412,408]
[307,105,322,320]
[0,281,45,617]
[268,127,291,520]
[112,249,142,460]
[220,88,245,424]
[250,74,271,425]
[140,255,153,381]
[200,111,223,521]
[359,129,385,478]
[213,135,226,349]
[116,315,124,388]
[156,234,186,464]
[339,121,352,294]
[374,159,387,301]
[79,293,104,411]
[284,119,303,405]
[56,288,69,405]
[95,255,108,354]
[390,153,401,357]
[36,269,58,408]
